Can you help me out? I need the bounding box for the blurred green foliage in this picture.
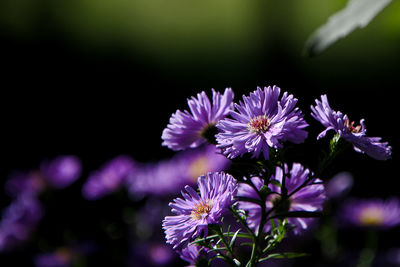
[1,0,399,84]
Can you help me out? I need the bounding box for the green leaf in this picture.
[270,219,276,229]
[229,229,241,247]
[233,259,241,266]
[259,252,310,262]
[259,185,271,197]
[190,232,253,245]
[306,0,392,56]
[209,247,228,252]
[270,180,281,187]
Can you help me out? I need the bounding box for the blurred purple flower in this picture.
[34,243,95,267]
[148,244,175,266]
[126,145,230,197]
[129,241,176,267]
[40,155,82,189]
[0,195,44,251]
[127,159,186,198]
[82,155,135,200]
[385,247,400,266]
[5,171,46,198]
[326,172,354,199]
[163,172,237,249]
[339,198,400,229]
[238,163,325,235]
[162,88,234,151]
[216,86,308,159]
[311,95,391,160]
[34,248,74,267]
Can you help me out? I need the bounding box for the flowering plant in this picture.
[0,85,395,266]
[161,86,392,266]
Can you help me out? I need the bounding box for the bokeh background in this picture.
[1,0,399,266]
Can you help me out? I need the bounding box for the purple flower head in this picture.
[82,155,135,200]
[163,172,237,249]
[0,195,44,251]
[5,171,46,198]
[216,86,308,159]
[126,145,230,197]
[177,243,209,266]
[40,155,82,189]
[339,198,400,229]
[238,163,325,235]
[311,95,392,160]
[162,88,234,151]
[326,172,354,199]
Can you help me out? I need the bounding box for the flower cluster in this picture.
[1,155,81,252]
[0,85,394,266]
[160,86,394,266]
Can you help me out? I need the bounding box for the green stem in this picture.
[248,193,267,266]
[230,208,257,241]
[356,230,378,267]
[215,226,234,258]
[280,161,287,198]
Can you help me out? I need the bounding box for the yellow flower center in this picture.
[190,200,213,220]
[359,207,385,226]
[344,118,361,133]
[248,115,271,134]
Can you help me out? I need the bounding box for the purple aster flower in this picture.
[311,95,392,160]
[162,172,237,249]
[216,86,308,159]
[126,145,230,197]
[0,195,44,251]
[339,198,400,229]
[40,155,82,189]
[238,163,325,235]
[326,172,354,199]
[82,155,135,200]
[162,88,234,151]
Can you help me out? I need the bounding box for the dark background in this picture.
[0,0,399,266]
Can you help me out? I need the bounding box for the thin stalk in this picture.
[215,226,234,257]
[248,192,267,266]
[230,208,257,241]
